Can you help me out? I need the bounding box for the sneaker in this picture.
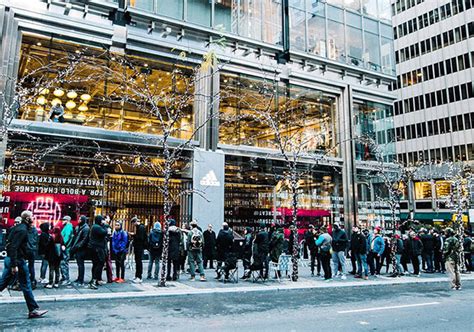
[456,286,462,290]
[354,274,362,279]
[189,276,195,281]
[40,279,49,285]
[28,309,48,319]
[53,284,59,289]
[74,282,85,287]
[89,282,98,290]
[146,276,152,280]
[61,280,71,286]
[324,278,333,282]
[97,280,106,285]
[113,277,120,282]
[200,276,207,282]
[363,276,369,280]
[341,275,347,280]
[132,278,142,284]
[44,284,53,289]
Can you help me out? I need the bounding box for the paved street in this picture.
[1,280,473,331]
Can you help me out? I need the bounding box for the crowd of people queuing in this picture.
[1,211,473,318]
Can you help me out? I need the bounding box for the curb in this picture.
[1,276,473,305]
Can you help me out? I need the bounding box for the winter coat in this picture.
[316,233,332,253]
[203,229,217,258]
[332,228,349,252]
[112,229,128,254]
[351,232,367,255]
[88,224,107,250]
[420,234,435,253]
[254,230,270,256]
[270,231,285,262]
[463,236,473,253]
[26,225,39,257]
[216,229,234,261]
[243,233,253,257]
[133,223,147,249]
[168,226,181,261]
[38,223,51,256]
[304,231,317,254]
[5,222,29,267]
[187,228,204,252]
[444,236,461,262]
[407,237,423,256]
[394,238,404,255]
[46,227,64,263]
[71,223,90,254]
[148,229,163,256]
[433,235,444,252]
[368,234,385,256]
[61,223,74,249]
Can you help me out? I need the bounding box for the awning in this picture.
[399,212,455,221]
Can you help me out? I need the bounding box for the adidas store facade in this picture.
[0,1,397,233]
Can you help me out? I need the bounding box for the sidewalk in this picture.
[1,260,473,304]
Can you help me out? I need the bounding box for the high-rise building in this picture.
[0,0,396,232]
[391,0,474,222]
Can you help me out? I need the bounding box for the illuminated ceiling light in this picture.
[78,103,88,111]
[64,111,73,119]
[65,100,76,110]
[51,98,62,106]
[53,89,65,97]
[75,50,81,54]
[39,88,49,95]
[77,112,86,120]
[36,106,44,115]
[36,42,42,46]
[36,95,46,105]
[67,90,78,99]
[80,93,91,102]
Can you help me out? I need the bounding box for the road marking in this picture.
[338,302,440,314]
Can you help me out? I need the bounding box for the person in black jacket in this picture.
[433,229,445,273]
[351,226,368,279]
[132,216,146,283]
[304,225,319,276]
[407,231,423,276]
[251,223,270,279]
[203,224,216,269]
[215,223,235,280]
[87,215,107,289]
[331,222,348,280]
[241,227,253,279]
[26,222,39,289]
[38,222,51,284]
[70,215,89,286]
[167,219,181,281]
[147,222,163,280]
[0,211,47,318]
[420,228,435,273]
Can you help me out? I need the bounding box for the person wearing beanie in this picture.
[70,215,89,286]
[215,222,234,280]
[87,215,107,289]
[38,222,51,284]
[132,216,146,283]
[111,221,128,282]
[166,219,182,281]
[147,222,163,280]
[187,220,206,281]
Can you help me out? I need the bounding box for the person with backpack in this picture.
[111,220,128,282]
[60,216,74,286]
[131,216,147,284]
[316,226,332,281]
[186,220,206,281]
[70,215,89,286]
[443,227,461,290]
[45,226,64,289]
[147,222,163,280]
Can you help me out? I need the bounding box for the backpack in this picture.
[150,231,162,250]
[190,229,203,251]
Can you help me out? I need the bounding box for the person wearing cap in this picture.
[187,220,206,281]
[315,226,333,281]
[38,222,51,284]
[215,222,234,280]
[60,216,74,286]
[443,227,461,290]
[70,215,89,286]
[367,226,385,276]
[112,220,128,282]
[407,230,423,276]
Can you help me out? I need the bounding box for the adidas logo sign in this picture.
[200,170,221,187]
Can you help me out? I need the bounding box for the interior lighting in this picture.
[53,89,65,97]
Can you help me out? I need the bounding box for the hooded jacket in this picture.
[88,216,107,250]
[407,236,424,256]
[112,223,128,254]
[38,223,51,256]
[216,228,234,261]
[6,222,29,267]
[368,233,385,256]
[148,222,163,256]
[71,219,90,253]
[351,232,367,255]
[203,229,217,258]
[168,225,182,261]
[332,227,349,252]
[420,233,435,253]
[270,230,285,262]
[133,222,147,249]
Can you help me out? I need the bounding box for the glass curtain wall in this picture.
[219,73,338,156]
[17,34,194,139]
[353,101,395,162]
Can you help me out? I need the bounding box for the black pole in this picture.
[277,0,290,64]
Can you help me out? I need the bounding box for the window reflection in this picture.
[347,26,363,66]
[187,0,211,27]
[18,35,194,140]
[364,31,381,70]
[327,20,345,62]
[219,74,337,156]
[307,13,326,57]
[290,5,307,51]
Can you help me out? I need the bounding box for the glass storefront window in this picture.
[347,26,363,66]
[214,0,235,32]
[219,74,337,156]
[435,181,452,199]
[415,182,432,199]
[354,101,394,161]
[327,20,345,62]
[361,0,378,18]
[187,0,211,27]
[263,0,283,45]
[157,0,184,20]
[17,35,194,140]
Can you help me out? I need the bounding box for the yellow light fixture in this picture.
[67,91,78,99]
[36,106,44,115]
[77,112,86,120]
[39,88,49,95]
[80,94,91,102]
[51,98,62,106]
[65,100,76,110]
[36,95,46,105]
[78,103,88,111]
[64,111,73,119]
[53,89,65,97]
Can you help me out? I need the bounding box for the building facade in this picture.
[391,0,474,224]
[0,0,396,233]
